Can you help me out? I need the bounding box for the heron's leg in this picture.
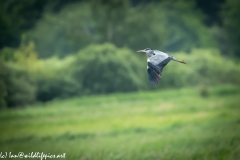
[178,60,186,64]
[170,56,186,64]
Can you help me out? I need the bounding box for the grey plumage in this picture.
[137,48,186,85]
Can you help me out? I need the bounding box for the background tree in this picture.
[25,0,216,58]
[0,0,84,49]
[0,0,46,48]
[1,0,240,108]
[220,0,240,58]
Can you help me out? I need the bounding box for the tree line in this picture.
[1,0,240,108]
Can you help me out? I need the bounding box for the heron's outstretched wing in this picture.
[147,57,172,85]
[147,62,162,85]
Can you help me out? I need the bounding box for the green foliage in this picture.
[220,0,240,58]
[158,49,240,88]
[0,39,41,108]
[2,0,240,109]
[124,0,216,52]
[27,43,146,102]
[1,41,240,108]
[26,2,93,58]
[70,43,146,94]
[0,63,36,108]
[0,0,82,49]
[164,1,215,51]
[91,0,129,43]
[26,0,216,58]
[0,0,47,48]
[34,57,81,102]
[0,36,41,70]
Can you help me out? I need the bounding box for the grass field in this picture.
[0,85,240,160]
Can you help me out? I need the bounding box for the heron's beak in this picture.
[137,50,145,53]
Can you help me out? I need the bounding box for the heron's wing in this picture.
[147,57,172,85]
[147,62,163,85]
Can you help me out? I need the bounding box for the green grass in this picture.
[0,85,240,160]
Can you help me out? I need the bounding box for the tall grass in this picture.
[0,85,239,160]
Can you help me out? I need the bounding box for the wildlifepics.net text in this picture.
[0,152,66,160]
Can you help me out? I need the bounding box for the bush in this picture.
[32,56,81,102]
[70,43,146,94]
[0,40,40,107]
[158,48,240,89]
[35,71,81,102]
[0,62,36,108]
[1,44,240,108]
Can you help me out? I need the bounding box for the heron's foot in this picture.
[178,60,186,64]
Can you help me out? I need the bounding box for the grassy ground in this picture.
[0,85,240,160]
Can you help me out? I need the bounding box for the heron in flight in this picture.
[137,48,186,85]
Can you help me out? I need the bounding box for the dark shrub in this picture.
[70,43,146,94]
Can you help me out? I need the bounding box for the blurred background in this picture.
[0,0,240,159]
[0,0,240,106]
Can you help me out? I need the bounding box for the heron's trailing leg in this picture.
[177,60,186,64]
[171,56,186,64]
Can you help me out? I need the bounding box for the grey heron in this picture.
[137,48,186,85]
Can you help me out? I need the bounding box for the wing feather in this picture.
[147,57,172,85]
[147,62,162,85]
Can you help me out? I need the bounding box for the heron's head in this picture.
[137,48,152,54]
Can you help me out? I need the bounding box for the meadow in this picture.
[0,85,240,160]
